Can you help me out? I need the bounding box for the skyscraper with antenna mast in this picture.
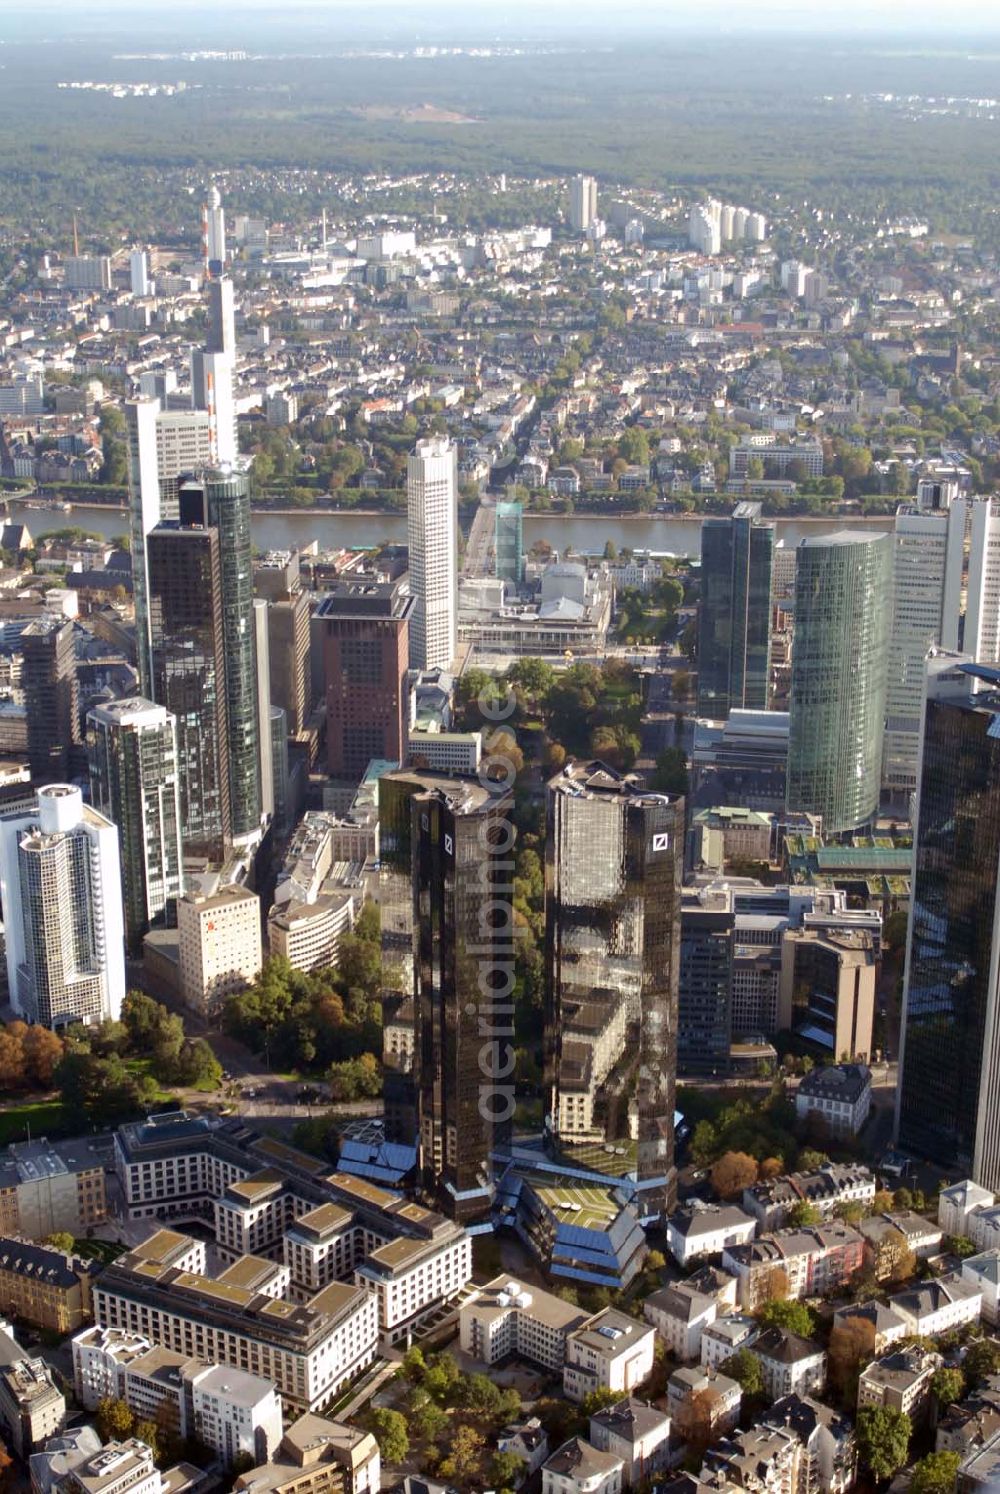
[202,183,227,277]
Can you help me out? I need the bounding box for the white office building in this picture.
[882,496,965,797]
[72,1328,282,1468]
[129,250,150,298]
[189,1365,282,1467]
[570,175,598,234]
[0,785,126,1029]
[965,498,1000,666]
[177,886,263,1016]
[406,437,457,671]
[689,203,721,256]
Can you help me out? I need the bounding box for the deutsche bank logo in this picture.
[651,832,670,853]
[444,833,454,856]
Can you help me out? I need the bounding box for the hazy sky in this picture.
[3,0,1000,26]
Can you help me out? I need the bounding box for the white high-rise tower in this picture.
[0,785,126,1028]
[407,437,457,672]
[965,498,1000,666]
[203,184,227,275]
[129,249,150,297]
[569,174,598,234]
[882,492,966,798]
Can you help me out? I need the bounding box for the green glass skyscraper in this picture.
[786,531,890,833]
[697,502,774,717]
[494,500,524,586]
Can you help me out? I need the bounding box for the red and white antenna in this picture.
[206,368,217,464]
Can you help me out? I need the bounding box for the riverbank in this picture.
[22,499,896,526]
[5,500,894,561]
[520,509,896,524]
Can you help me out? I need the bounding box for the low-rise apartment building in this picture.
[0,1354,66,1457]
[858,1348,942,1421]
[460,1277,590,1372]
[666,1203,757,1266]
[0,1136,108,1241]
[794,1064,872,1138]
[235,1413,381,1494]
[859,1211,943,1278]
[939,1180,995,1240]
[700,1314,758,1371]
[742,1164,875,1231]
[962,1252,1000,1326]
[563,1310,656,1404]
[542,1437,624,1494]
[722,1222,865,1308]
[889,1274,982,1337]
[751,1326,827,1400]
[74,1328,279,1468]
[703,1424,800,1494]
[588,1398,671,1487]
[643,1283,717,1362]
[189,1365,283,1468]
[830,1300,909,1354]
[667,1365,741,1439]
[67,1440,160,1494]
[0,1238,100,1333]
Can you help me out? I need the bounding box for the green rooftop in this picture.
[814,847,913,871]
[533,1180,621,1231]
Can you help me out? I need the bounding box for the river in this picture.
[5,501,895,558]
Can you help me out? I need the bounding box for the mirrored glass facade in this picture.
[148,524,232,859]
[897,659,1000,1187]
[495,501,525,586]
[180,470,260,840]
[379,769,514,1222]
[87,699,183,956]
[545,762,683,1217]
[697,503,774,718]
[786,532,890,833]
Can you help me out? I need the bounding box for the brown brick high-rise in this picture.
[315,580,413,780]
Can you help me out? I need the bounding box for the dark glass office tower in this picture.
[679,886,734,1075]
[545,762,683,1217]
[379,768,513,1222]
[897,655,1000,1188]
[20,619,79,785]
[379,771,425,1146]
[414,780,513,1221]
[697,502,774,717]
[178,471,260,840]
[147,522,231,860]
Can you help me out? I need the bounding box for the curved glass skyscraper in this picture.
[786,532,890,833]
